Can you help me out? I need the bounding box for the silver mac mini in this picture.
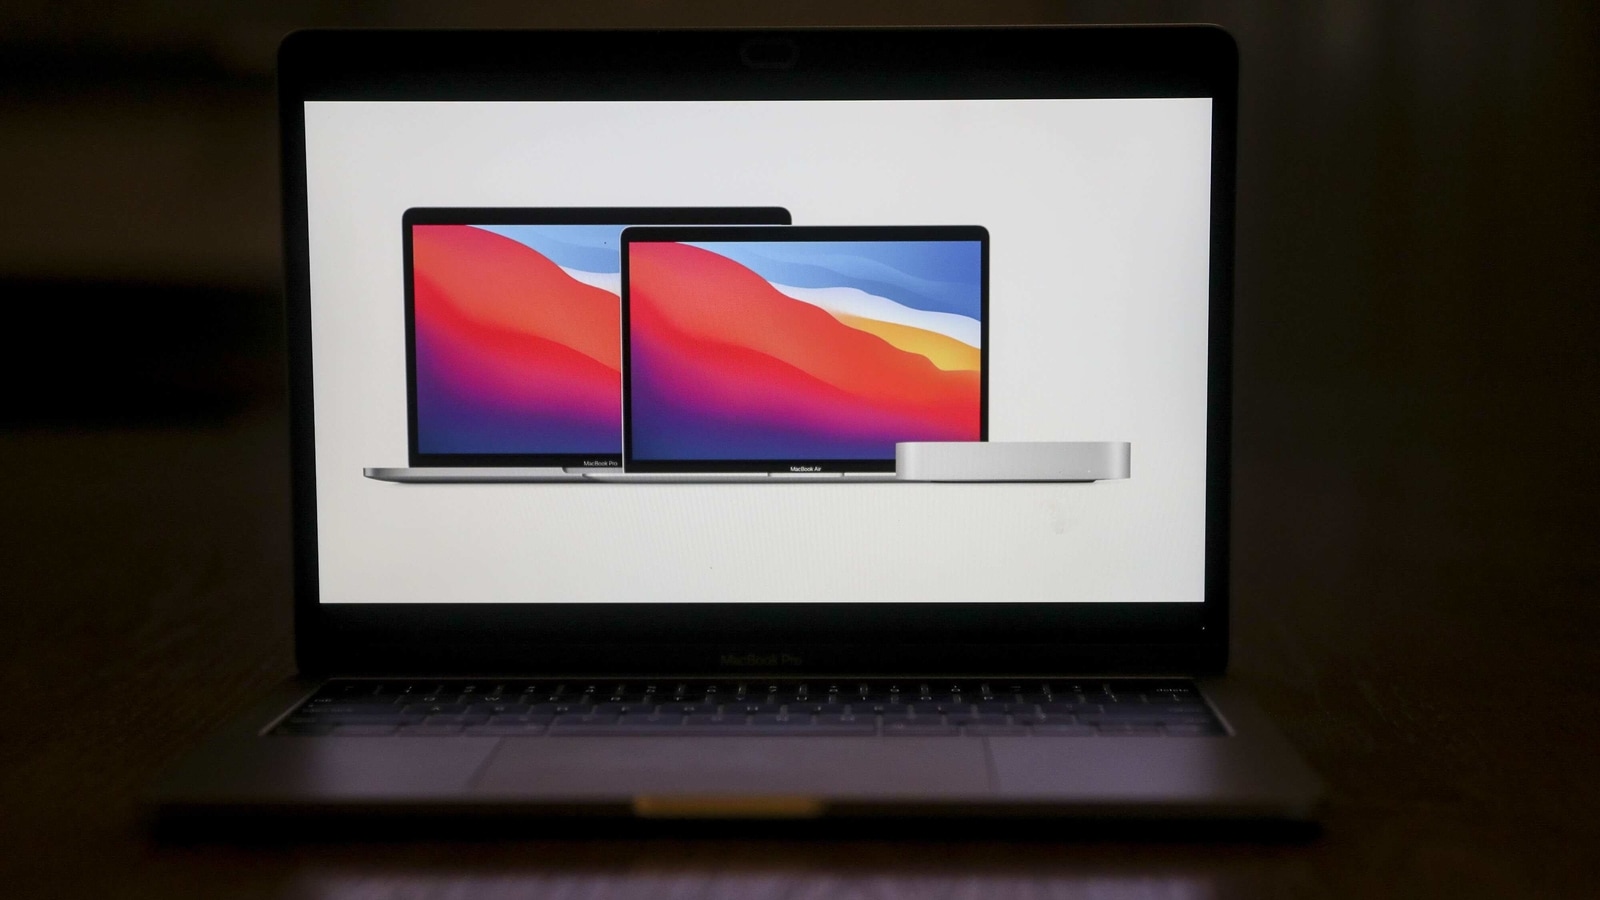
[895,441,1131,482]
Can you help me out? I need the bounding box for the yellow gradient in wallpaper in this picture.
[830,313,982,372]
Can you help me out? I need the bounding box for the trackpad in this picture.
[473,737,992,799]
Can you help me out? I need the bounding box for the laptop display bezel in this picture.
[620,224,989,474]
[402,207,792,469]
[280,26,1237,676]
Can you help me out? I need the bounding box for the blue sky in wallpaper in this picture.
[682,240,983,319]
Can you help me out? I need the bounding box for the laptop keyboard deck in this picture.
[273,678,1226,737]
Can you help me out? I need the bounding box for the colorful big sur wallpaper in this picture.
[628,240,984,461]
[411,224,624,455]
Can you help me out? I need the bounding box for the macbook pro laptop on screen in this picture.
[149,26,1322,824]
[364,207,791,483]
[600,225,986,482]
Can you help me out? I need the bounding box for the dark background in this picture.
[2,2,1597,898]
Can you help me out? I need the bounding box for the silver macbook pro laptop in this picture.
[363,207,790,483]
[148,26,1322,825]
[595,225,986,483]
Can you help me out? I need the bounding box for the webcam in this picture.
[739,38,799,70]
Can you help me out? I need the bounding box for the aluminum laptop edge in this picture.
[147,26,1324,826]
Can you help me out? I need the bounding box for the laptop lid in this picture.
[404,208,790,469]
[621,225,987,474]
[280,27,1236,676]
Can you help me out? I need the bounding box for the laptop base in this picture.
[363,467,595,483]
[583,472,898,483]
[146,677,1323,823]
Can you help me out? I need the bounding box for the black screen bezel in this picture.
[280,26,1238,677]
[620,224,988,474]
[402,207,792,468]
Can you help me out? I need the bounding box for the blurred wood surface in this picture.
[2,2,1597,898]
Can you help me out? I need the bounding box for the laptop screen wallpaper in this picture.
[627,240,983,462]
[304,97,1216,604]
[411,224,622,456]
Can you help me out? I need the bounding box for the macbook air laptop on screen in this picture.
[603,225,986,482]
[364,207,790,483]
[148,26,1323,823]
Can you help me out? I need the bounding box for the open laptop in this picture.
[364,207,790,483]
[148,26,1323,823]
[596,225,986,482]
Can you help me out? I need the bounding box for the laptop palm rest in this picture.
[472,738,991,801]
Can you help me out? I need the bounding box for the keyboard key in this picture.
[591,703,652,715]
[723,703,783,716]
[330,724,399,736]
[750,714,812,727]
[466,702,532,715]
[600,693,654,704]
[401,703,469,716]
[786,701,842,714]
[856,693,903,704]
[1039,702,1098,715]
[660,702,718,716]
[550,713,619,729]
[1149,688,1198,700]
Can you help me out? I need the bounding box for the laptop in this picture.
[364,207,790,483]
[148,26,1323,823]
[594,225,985,482]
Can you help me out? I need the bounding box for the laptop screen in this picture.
[405,209,790,467]
[411,222,623,461]
[624,228,986,472]
[302,94,1214,606]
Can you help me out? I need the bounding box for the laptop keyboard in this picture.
[272,678,1225,737]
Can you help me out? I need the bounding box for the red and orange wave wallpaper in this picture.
[410,225,622,456]
[627,240,984,461]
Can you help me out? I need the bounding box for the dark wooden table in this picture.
[3,398,1596,900]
